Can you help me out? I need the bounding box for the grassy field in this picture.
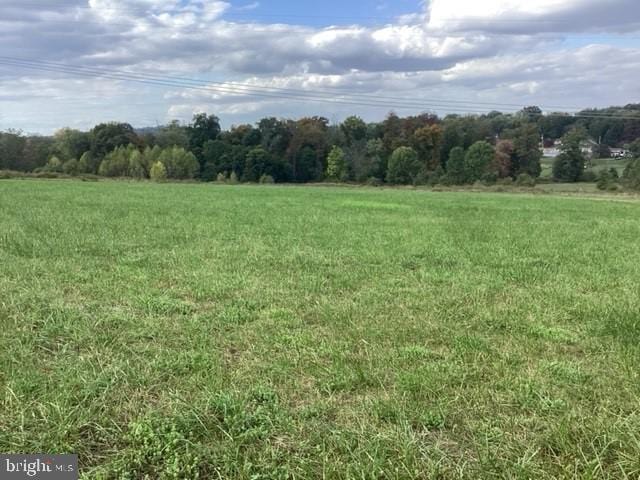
[1,180,640,479]
[541,157,629,178]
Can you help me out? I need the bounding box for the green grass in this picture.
[589,157,630,174]
[541,157,630,178]
[1,179,640,479]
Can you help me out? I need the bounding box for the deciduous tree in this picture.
[149,161,167,182]
[158,146,199,179]
[326,146,347,181]
[464,141,494,182]
[188,113,221,171]
[90,123,139,160]
[493,140,515,178]
[552,130,586,182]
[412,124,443,171]
[512,122,542,177]
[386,146,420,184]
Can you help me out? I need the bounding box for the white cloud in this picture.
[1,0,640,132]
[236,2,260,12]
[426,0,640,33]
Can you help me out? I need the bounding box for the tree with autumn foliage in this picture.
[493,140,515,178]
[412,124,443,171]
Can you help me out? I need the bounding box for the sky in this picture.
[1,0,640,134]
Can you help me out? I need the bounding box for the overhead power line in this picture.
[0,56,554,110]
[0,58,505,113]
[1,57,640,121]
[0,56,615,113]
[0,56,636,120]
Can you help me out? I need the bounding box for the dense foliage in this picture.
[552,130,587,183]
[2,104,640,188]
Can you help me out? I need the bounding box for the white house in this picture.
[542,138,596,158]
[610,148,628,158]
[543,147,561,157]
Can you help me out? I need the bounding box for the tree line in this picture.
[1,105,640,189]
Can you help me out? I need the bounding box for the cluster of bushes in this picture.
[592,162,640,192]
[621,156,640,190]
[582,159,640,192]
[596,168,620,191]
[213,171,276,185]
[435,134,540,187]
[0,170,100,181]
[40,145,198,181]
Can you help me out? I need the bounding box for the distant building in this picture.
[610,148,628,158]
[543,146,561,158]
[542,138,596,158]
[580,139,597,159]
[542,139,562,158]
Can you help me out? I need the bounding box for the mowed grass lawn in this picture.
[1,180,640,479]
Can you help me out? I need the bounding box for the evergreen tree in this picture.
[446,146,466,184]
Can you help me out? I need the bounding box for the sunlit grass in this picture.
[1,180,639,478]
